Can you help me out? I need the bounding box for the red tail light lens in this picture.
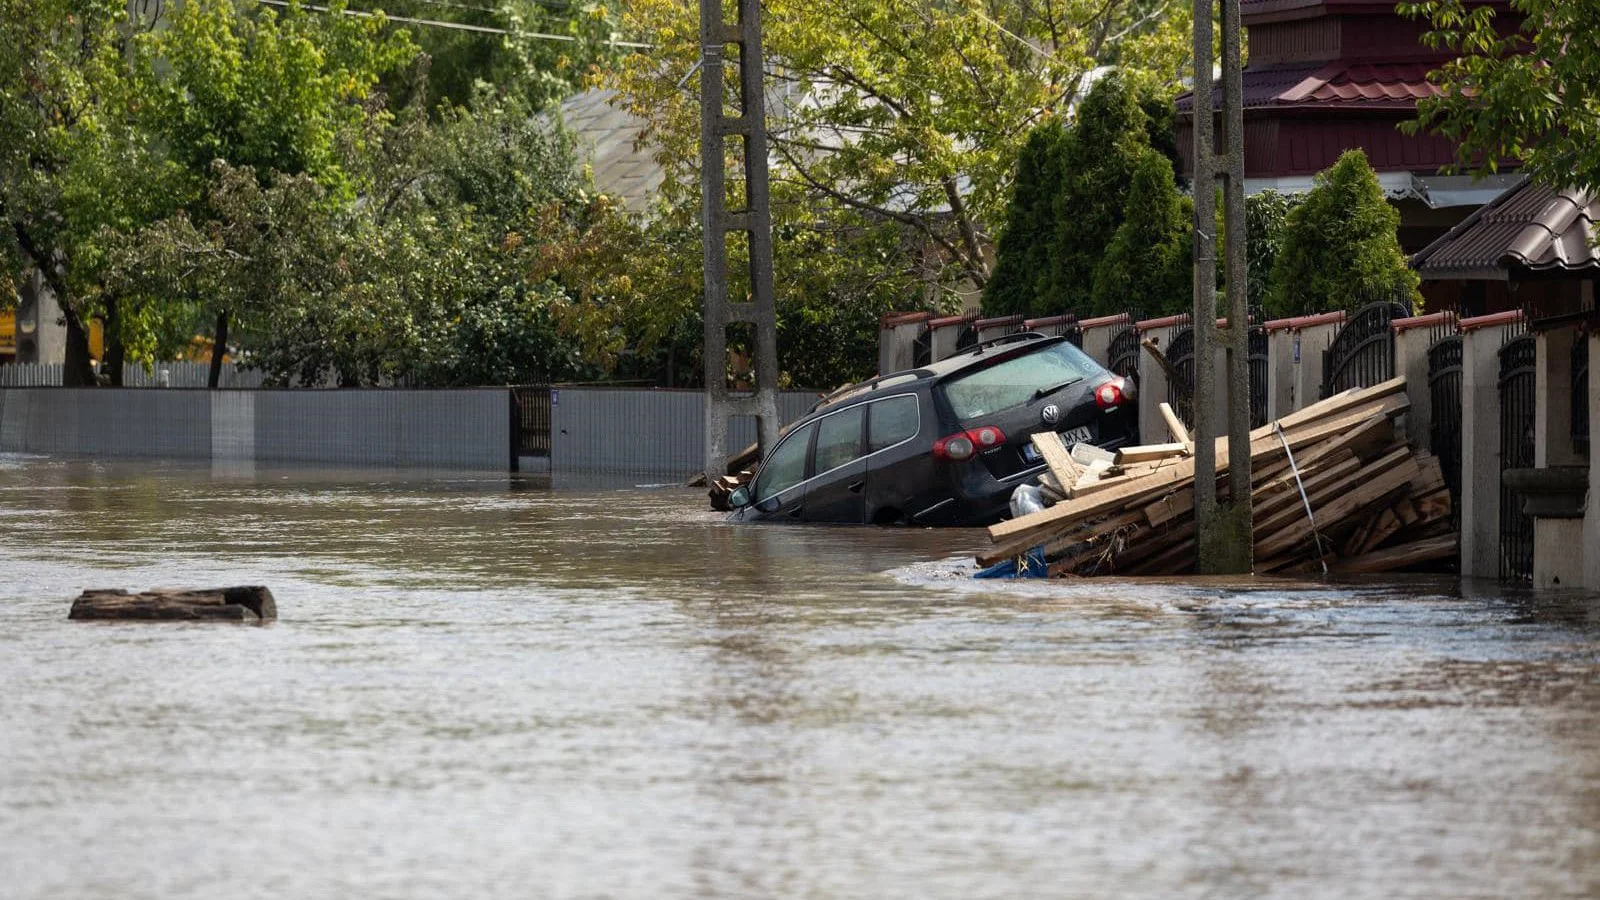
[933,425,1006,462]
[1094,376,1135,410]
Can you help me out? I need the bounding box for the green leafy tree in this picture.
[983,119,1068,317]
[1242,190,1300,312]
[1044,71,1153,315]
[0,0,169,385]
[1090,148,1192,316]
[381,0,623,113]
[1267,150,1420,318]
[1401,0,1600,191]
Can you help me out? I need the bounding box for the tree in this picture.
[1044,71,1154,315]
[1400,0,1600,192]
[612,0,1193,295]
[0,0,160,385]
[1242,190,1300,312]
[1090,147,1192,316]
[124,0,415,385]
[983,119,1068,317]
[1267,150,1420,318]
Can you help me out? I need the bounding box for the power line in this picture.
[255,0,653,49]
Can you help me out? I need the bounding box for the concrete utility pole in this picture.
[699,0,781,483]
[1190,0,1253,573]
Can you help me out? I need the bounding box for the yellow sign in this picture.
[0,309,14,355]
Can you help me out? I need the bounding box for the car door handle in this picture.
[847,480,864,494]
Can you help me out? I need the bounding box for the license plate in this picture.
[1023,425,1094,462]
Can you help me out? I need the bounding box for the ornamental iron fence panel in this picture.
[1166,318,1196,427]
[1427,334,1463,525]
[1497,333,1536,583]
[1321,300,1410,399]
[1573,329,1589,456]
[1248,323,1269,428]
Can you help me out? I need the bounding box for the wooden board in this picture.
[1031,430,1082,493]
[1332,533,1458,574]
[1255,455,1421,558]
[1115,442,1189,464]
[989,394,1409,544]
[1159,402,1192,449]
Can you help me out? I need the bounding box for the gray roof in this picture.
[1411,178,1600,280]
[559,88,665,212]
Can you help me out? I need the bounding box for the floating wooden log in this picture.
[69,587,276,623]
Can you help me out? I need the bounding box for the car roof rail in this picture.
[966,330,1050,354]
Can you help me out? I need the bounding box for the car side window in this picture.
[753,423,814,502]
[867,395,919,452]
[814,406,866,474]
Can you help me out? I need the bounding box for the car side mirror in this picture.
[728,486,751,508]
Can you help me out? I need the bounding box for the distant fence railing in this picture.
[0,361,265,388]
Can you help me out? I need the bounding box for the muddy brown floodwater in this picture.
[0,455,1596,899]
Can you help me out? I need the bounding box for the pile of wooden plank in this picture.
[980,377,1458,577]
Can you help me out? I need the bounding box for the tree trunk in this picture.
[208,310,229,389]
[62,313,96,386]
[104,297,125,386]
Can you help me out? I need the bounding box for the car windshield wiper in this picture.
[1033,376,1082,399]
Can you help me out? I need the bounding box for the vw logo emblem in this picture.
[1041,404,1061,425]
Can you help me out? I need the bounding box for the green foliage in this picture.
[133,0,417,191]
[1401,0,1600,192]
[1267,150,1419,318]
[983,120,1067,318]
[1090,148,1192,316]
[1242,190,1300,311]
[1045,72,1158,315]
[381,1,623,113]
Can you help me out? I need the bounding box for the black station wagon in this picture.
[727,332,1137,526]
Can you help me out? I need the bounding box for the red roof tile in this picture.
[1178,61,1441,113]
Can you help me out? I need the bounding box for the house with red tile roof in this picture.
[1176,0,1522,254]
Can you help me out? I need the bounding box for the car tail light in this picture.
[1094,376,1135,410]
[934,425,1006,462]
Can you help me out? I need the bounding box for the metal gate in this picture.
[1573,330,1589,455]
[1108,326,1140,380]
[1248,323,1268,428]
[512,385,552,457]
[955,318,979,352]
[1498,334,1536,583]
[1166,322,1196,427]
[1321,300,1410,398]
[1427,334,1464,516]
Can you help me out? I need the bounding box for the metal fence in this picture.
[1497,332,1536,583]
[0,361,265,388]
[1321,300,1409,398]
[1573,329,1589,455]
[1427,333,1464,523]
[549,387,823,477]
[1165,317,1196,427]
[511,385,552,456]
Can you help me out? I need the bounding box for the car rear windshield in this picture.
[939,340,1105,421]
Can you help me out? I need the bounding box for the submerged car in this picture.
[727,332,1137,526]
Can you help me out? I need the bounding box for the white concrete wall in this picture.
[1459,320,1520,580]
[1265,326,1296,421]
[1587,332,1600,590]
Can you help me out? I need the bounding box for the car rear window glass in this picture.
[868,395,919,451]
[753,422,814,502]
[939,341,1104,421]
[814,406,865,474]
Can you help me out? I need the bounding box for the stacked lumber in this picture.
[979,377,1457,577]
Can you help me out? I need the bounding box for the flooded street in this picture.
[1,455,1596,899]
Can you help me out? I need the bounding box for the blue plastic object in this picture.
[972,546,1048,579]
